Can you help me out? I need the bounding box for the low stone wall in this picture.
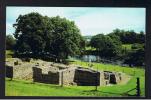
[74,68,100,86]
[6,65,13,79]
[102,71,123,85]
[32,67,60,84]
[6,58,125,86]
[32,66,101,86]
[60,68,76,85]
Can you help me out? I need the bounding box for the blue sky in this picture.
[6,7,145,36]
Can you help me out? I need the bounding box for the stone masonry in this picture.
[5,58,124,86]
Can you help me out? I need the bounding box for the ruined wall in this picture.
[32,67,59,84]
[32,66,123,86]
[6,65,13,79]
[42,72,59,84]
[60,68,76,85]
[74,68,100,86]
[32,67,101,86]
[100,71,107,86]
[101,71,123,85]
[6,62,124,86]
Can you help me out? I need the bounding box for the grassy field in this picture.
[6,59,145,97]
[85,46,96,51]
[70,60,144,76]
[6,76,144,97]
[122,44,132,50]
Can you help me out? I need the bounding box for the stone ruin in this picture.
[5,58,124,86]
[32,66,100,86]
[32,65,123,86]
[100,71,122,85]
[6,65,13,79]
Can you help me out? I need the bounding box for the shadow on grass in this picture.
[81,90,137,97]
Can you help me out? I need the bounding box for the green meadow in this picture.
[122,44,132,50]
[6,60,145,97]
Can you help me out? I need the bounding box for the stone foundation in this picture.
[32,66,100,86]
[5,58,125,86]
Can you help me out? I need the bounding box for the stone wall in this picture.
[32,66,101,86]
[32,66,124,86]
[6,65,13,79]
[6,58,125,86]
[32,67,60,84]
[74,67,100,86]
[101,71,123,85]
[60,68,76,85]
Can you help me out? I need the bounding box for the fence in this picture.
[123,77,141,96]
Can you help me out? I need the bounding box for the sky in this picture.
[6,7,145,36]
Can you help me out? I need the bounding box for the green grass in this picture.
[6,76,144,97]
[70,60,144,76]
[85,46,96,51]
[6,50,14,58]
[86,44,132,51]
[122,44,132,50]
[70,60,145,96]
[6,60,145,97]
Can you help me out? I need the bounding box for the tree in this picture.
[124,48,145,67]
[13,13,84,61]
[109,29,145,44]
[6,35,16,50]
[13,13,47,56]
[45,16,84,61]
[136,31,145,43]
[90,34,122,59]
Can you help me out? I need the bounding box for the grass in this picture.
[70,60,144,76]
[70,60,145,96]
[85,46,96,51]
[86,44,132,51]
[122,44,132,50]
[6,60,145,97]
[6,50,14,58]
[6,76,144,97]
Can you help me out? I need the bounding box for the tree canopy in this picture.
[109,29,145,44]
[90,34,122,58]
[13,12,84,61]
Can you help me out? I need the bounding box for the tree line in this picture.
[6,12,145,67]
[88,29,145,67]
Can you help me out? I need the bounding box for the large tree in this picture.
[46,16,85,60]
[90,34,122,59]
[13,13,84,61]
[13,13,47,56]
